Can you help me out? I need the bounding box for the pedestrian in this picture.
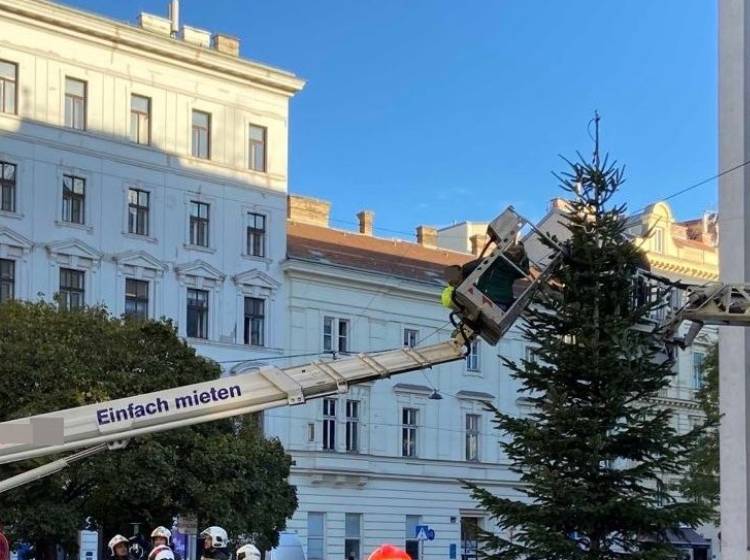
[199,527,229,560]
[108,535,134,560]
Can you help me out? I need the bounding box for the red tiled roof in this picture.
[286,221,474,286]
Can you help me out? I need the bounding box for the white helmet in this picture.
[148,545,174,560]
[108,535,129,556]
[200,526,228,549]
[236,545,261,560]
[150,527,172,546]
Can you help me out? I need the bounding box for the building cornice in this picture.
[283,258,443,301]
[0,0,306,96]
[647,255,719,282]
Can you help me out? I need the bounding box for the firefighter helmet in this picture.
[200,527,228,549]
[235,544,261,560]
[108,535,129,557]
[150,527,172,546]
[148,545,174,560]
[367,544,411,560]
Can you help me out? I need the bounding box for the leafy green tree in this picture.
[466,154,712,559]
[679,344,719,522]
[0,301,297,559]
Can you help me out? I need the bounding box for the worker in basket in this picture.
[442,238,530,312]
[200,526,229,560]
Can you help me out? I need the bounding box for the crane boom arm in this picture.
[0,337,467,466]
[656,282,750,348]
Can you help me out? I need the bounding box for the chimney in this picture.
[357,210,374,236]
[138,12,172,36]
[182,26,212,48]
[470,234,489,256]
[416,225,438,248]
[287,195,331,228]
[212,33,240,56]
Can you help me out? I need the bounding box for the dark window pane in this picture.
[187,288,209,338]
[243,297,265,346]
[125,278,149,319]
[128,188,150,235]
[0,258,15,302]
[0,161,16,213]
[62,175,85,224]
[59,268,84,310]
[246,212,267,257]
[189,201,210,247]
[323,398,336,451]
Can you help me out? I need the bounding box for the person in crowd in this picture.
[108,535,134,560]
[199,527,229,560]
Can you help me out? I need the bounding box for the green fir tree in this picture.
[467,153,712,560]
[679,343,719,522]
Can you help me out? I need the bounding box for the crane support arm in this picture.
[0,338,467,467]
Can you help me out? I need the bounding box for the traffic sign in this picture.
[415,525,436,541]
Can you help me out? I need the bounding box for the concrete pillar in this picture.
[719,1,750,557]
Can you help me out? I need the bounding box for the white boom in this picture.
[0,339,467,467]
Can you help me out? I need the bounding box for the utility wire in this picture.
[651,158,750,207]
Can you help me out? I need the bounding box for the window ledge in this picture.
[464,369,483,376]
[183,243,216,254]
[241,254,273,265]
[55,220,93,233]
[0,210,23,220]
[186,154,213,164]
[122,232,158,244]
[185,337,285,353]
[186,336,211,343]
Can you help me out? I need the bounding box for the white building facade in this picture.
[0,0,304,366]
[264,197,529,560]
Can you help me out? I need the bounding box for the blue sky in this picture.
[64,0,717,237]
